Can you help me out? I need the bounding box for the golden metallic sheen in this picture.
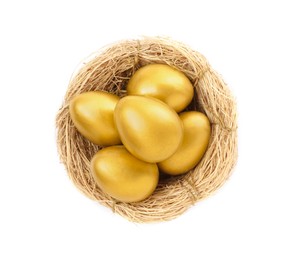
[69,91,121,146]
[91,146,159,203]
[127,64,194,112]
[114,96,183,163]
[158,111,211,175]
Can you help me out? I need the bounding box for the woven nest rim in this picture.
[56,37,238,223]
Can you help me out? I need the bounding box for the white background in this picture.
[1,0,294,259]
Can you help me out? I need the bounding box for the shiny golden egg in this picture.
[69,91,121,146]
[158,111,211,175]
[91,146,159,203]
[127,64,194,112]
[114,96,183,163]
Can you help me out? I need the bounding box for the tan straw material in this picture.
[56,37,238,222]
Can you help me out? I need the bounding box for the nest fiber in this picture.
[56,37,238,222]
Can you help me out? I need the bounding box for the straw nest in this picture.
[56,37,238,222]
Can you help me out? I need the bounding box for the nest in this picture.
[56,37,238,222]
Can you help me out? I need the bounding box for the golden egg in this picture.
[69,91,121,146]
[127,64,194,112]
[91,146,159,203]
[158,111,211,175]
[114,96,183,163]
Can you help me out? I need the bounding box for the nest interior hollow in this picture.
[56,37,238,223]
